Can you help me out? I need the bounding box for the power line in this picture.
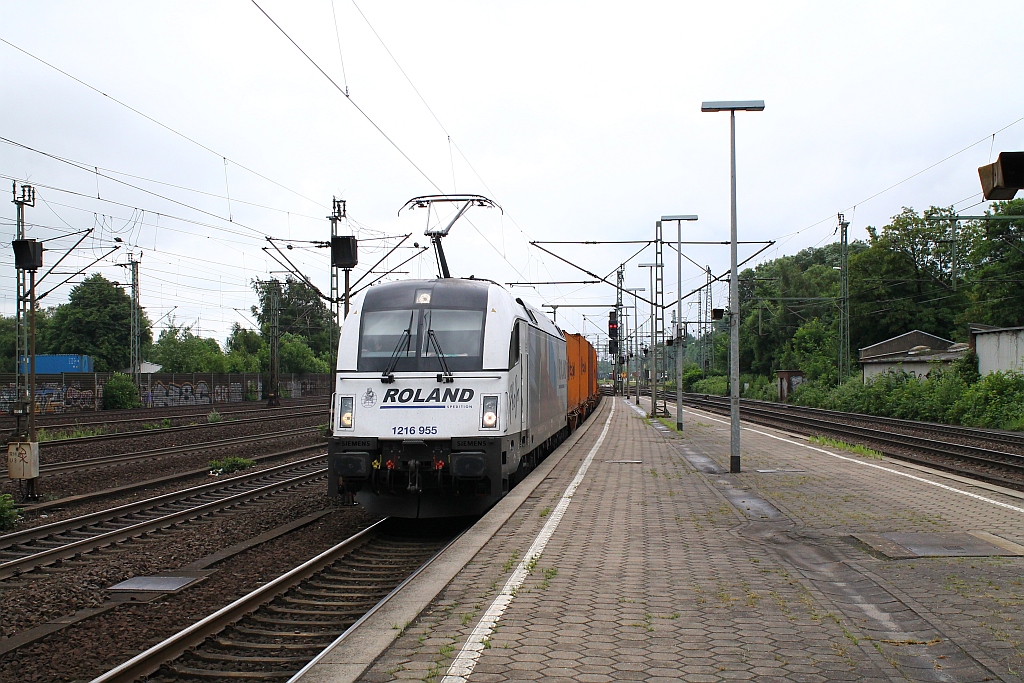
[0,36,325,210]
[250,0,443,194]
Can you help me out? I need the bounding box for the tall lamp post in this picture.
[638,264,660,416]
[624,289,644,405]
[701,99,764,474]
[661,214,698,432]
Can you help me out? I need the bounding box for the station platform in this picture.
[296,395,1024,683]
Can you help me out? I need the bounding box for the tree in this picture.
[279,333,331,373]
[251,279,337,357]
[225,323,266,372]
[150,321,227,372]
[47,274,151,371]
[961,199,1024,327]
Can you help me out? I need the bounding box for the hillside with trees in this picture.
[679,199,1024,429]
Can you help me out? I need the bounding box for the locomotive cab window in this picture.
[508,323,520,369]
[357,280,488,373]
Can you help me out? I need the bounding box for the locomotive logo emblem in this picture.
[361,388,377,408]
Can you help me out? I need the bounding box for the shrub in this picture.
[208,456,256,475]
[103,373,141,409]
[691,375,728,396]
[207,410,223,424]
[0,493,19,530]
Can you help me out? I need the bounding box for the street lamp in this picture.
[661,214,698,432]
[638,264,661,417]
[702,99,764,474]
[624,289,644,405]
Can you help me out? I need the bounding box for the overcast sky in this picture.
[2,1,1022,347]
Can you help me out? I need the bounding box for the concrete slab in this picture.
[298,396,1024,683]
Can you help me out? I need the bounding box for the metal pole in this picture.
[28,269,36,442]
[344,268,351,316]
[676,221,684,431]
[729,110,741,474]
[648,266,655,414]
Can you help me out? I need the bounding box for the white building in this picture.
[969,324,1024,375]
[858,330,967,382]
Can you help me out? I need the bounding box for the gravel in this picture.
[0,490,377,683]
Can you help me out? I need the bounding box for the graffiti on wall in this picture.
[147,381,250,407]
[0,382,97,414]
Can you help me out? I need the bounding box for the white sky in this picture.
[1,1,1022,348]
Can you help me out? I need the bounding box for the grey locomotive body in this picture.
[328,278,569,518]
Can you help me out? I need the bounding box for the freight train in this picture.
[327,277,600,518]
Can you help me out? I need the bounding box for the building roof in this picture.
[969,323,1024,335]
[858,330,954,360]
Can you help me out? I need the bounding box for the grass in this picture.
[36,425,109,442]
[207,410,223,423]
[0,493,19,530]
[208,456,256,475]
[808,435,883,459]
[538,506,551,518]
[501,550,519,573]
[143,418,173,430]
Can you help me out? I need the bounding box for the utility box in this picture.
[978,152,1024,200]
[331,236,358,269]
[7,441,39,479]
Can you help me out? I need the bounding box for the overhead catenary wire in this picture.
[0,34,323,209]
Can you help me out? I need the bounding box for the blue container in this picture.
[18,354,94,374]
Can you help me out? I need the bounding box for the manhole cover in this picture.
[108,572,211,593]
[855,532,1024,559]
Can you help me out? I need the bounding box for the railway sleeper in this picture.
[234,626,340,638]
[188,651,312,664]
[213,639,330,651]
[167,665,294,679]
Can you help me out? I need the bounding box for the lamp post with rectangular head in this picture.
[701,100,764,473]
[661,214,698,432]
[638,264,660,415]
[624,288,644,404]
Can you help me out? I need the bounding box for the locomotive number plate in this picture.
[392,425,439,435]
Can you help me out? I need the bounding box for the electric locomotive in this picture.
[327,277,571,518]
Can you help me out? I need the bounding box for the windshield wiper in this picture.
[381,313,414,384]
[427,328,455,383]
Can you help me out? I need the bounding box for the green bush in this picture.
[691,375,728,396]
[103,373,141,410]
[741,374,778,401]
[0,493,19,530]
[207,410,223,424]
[209,456,256,475]
[789,367,1024,431]
[679,366,706,392]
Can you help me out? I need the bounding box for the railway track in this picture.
[36,407,324,448]
[0,456,326,580]
[0,398,328,433]
[679,393,1024,487]
[26,426,321,478]
[92,519,458,683]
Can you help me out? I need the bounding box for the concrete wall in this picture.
[976,329,1024,375]
[862,361,944,382]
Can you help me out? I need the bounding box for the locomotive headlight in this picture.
[339,396,354,429]
[481,395,499,429]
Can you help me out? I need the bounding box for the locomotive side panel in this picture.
[526,324,567,448]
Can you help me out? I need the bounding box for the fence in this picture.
[0,372,333,414]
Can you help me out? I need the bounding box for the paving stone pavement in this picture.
[355,397,1024,682]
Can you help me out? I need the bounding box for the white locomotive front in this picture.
[328,278,568,518]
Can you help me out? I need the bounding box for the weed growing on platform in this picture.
[540,567,558,589]
[207,410,223,423]
[538,506,551,517]
[208,456,255,475]
[0,493,19,530]
[808,436,883,459]
[501,550,519,572]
